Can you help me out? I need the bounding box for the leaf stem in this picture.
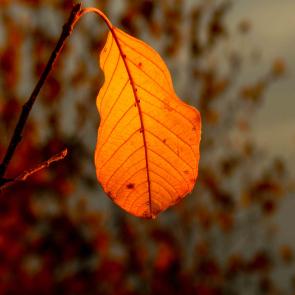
[79,7,113,30]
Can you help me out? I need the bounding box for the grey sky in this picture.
[227,0,295,166]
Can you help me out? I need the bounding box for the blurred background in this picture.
[0,0,294,294]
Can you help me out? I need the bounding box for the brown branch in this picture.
[0,3,82,179]
[0,149,68,192]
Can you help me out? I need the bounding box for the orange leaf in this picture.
[95,20,201,218]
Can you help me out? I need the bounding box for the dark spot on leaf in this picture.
[138,62,142,67]
[162,139,167,143]
[184,170,189,174]
[126,183,135,189]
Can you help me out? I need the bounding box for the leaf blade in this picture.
[95,27,201,218]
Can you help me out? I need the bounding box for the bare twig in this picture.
[0,3,82,179]
[0,149,68,192]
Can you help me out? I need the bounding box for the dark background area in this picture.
[0,0,294,294]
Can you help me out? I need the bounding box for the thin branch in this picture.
[0,149,68,192]
[0,3,82,179]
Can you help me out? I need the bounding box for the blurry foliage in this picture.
[0,0,293,294]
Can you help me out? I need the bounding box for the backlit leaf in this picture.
[95,25,201,218]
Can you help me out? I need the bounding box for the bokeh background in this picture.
[0,0,295,294]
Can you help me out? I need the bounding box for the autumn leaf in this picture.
[94,16,201,218]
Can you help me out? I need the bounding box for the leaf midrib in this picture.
[109,27,153,217]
